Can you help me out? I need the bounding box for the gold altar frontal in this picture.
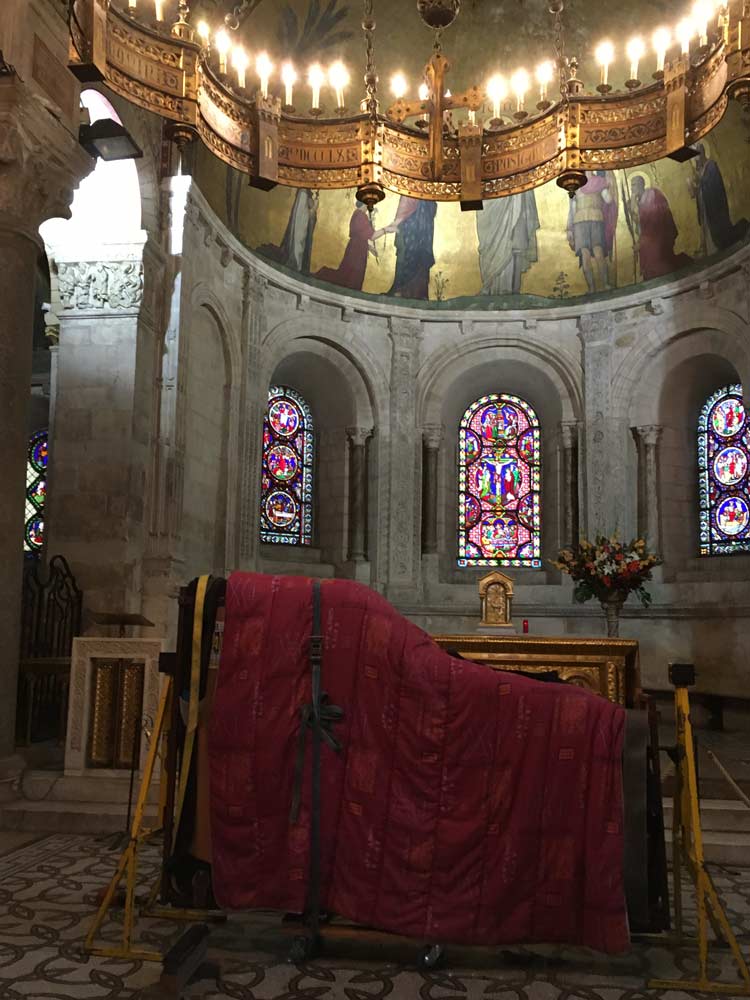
[432,635,640,707]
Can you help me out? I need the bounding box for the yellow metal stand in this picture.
[85,678,172,961]
[649,676,750,994]
[84,576,223,962]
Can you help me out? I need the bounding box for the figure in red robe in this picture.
[313,200,376,292]
[631,175,691,281]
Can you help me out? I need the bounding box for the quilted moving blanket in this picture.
[209,572,629,952]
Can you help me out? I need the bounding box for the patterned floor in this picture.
[1,834,750,1000]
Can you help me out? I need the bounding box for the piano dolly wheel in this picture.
[418,943,445,970]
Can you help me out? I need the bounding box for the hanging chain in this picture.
[550,0,569,111]
[362,0,378,121]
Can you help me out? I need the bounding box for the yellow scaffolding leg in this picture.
[649,678,750,994]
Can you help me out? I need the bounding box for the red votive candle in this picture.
[522,619,529,634]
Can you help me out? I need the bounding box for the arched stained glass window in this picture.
[458,394,541,568]
[698,383,750,556]
[260,385,314,546]
[24,430,48,554]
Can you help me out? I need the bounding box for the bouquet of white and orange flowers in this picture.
[553,536,661,607]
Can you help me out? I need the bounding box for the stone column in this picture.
[559,421,580,548]
[0,74,92,761]
[422,424,444,555]
[347,426,372,562]
[633,425,663,550]
[578,311,629,537]
[238,266,268,568]
[386,318,422,601]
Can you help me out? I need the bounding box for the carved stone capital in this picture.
[346,425,373,448]
[0,75,93,244]
[56,260,144,312]
[423,424,444,450]
[559,421,580,450]
[633,424,663,447]
[577,310,614,347]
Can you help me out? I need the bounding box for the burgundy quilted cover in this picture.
[209,572,629,952]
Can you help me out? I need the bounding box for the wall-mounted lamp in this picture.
[79,118,143,160]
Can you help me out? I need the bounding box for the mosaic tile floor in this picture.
[1,834,750,1000]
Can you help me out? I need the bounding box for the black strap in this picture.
[289,581,344,944]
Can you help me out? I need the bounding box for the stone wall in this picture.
[42,168,750,702]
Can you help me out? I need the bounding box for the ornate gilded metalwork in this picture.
[68,0,750,204]
[432,635,641,706]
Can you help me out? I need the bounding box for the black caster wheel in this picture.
[287,934,320,964]
[417,943,445,970]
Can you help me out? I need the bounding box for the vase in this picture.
[601,593,626,638]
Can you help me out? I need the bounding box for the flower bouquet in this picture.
[553,536,661,637]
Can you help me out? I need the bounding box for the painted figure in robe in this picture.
[476,190,540,295]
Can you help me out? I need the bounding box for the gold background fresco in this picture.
[193,0,750,304]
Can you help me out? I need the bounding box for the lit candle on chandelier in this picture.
[595,39,614,87]
[626,36,645,81]
[232,46,249,89]
[308,62,325,110]
[128,0,137,12]
[511,68,529,112]
[256,51,273,99]
[468,109,476,125]
[486,74,507,120]
[418,82,430,102]
[676,18,694,55]
[196,20,210,46]
[390,72,408,100]
[153,0,164,21]
[652,26,671,73]
[281,61,297,107]
[215,29,231,75]
[692,0,715,46]
[328,60,350,109]
[535,60,554,103]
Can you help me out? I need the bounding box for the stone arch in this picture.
[623,324,747,577]
[612,303,750,422]
[261,315,389,429]
[418,334,582,429]
[258,336,379,578]
[417,338,581,584]
[180,300,239,576]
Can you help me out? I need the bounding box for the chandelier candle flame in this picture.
[67,0,750,209]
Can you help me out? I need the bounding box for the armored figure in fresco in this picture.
[566,170,618,293]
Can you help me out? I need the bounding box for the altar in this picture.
[432,633,640,706]
[432,570,641,707]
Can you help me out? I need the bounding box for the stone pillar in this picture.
[45,243,150,615]
[238,267,268,569]
[347,426,372,561]
[422,424,444,555]
[386,318,422,601]
[578,311,628,537]
[559,421,580,548]
[0,73,92,761]
[633,425,663,550]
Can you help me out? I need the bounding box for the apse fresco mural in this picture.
[193,0,750,306]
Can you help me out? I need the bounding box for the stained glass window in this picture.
[458,393,541,568]
[260,386,314,546]
[698,383,750,556]
[24,430,48,553]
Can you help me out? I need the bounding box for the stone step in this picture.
[0,798,158,835]
[15,770,159,804]
[663,798,750,833]
[664,827,750,866]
